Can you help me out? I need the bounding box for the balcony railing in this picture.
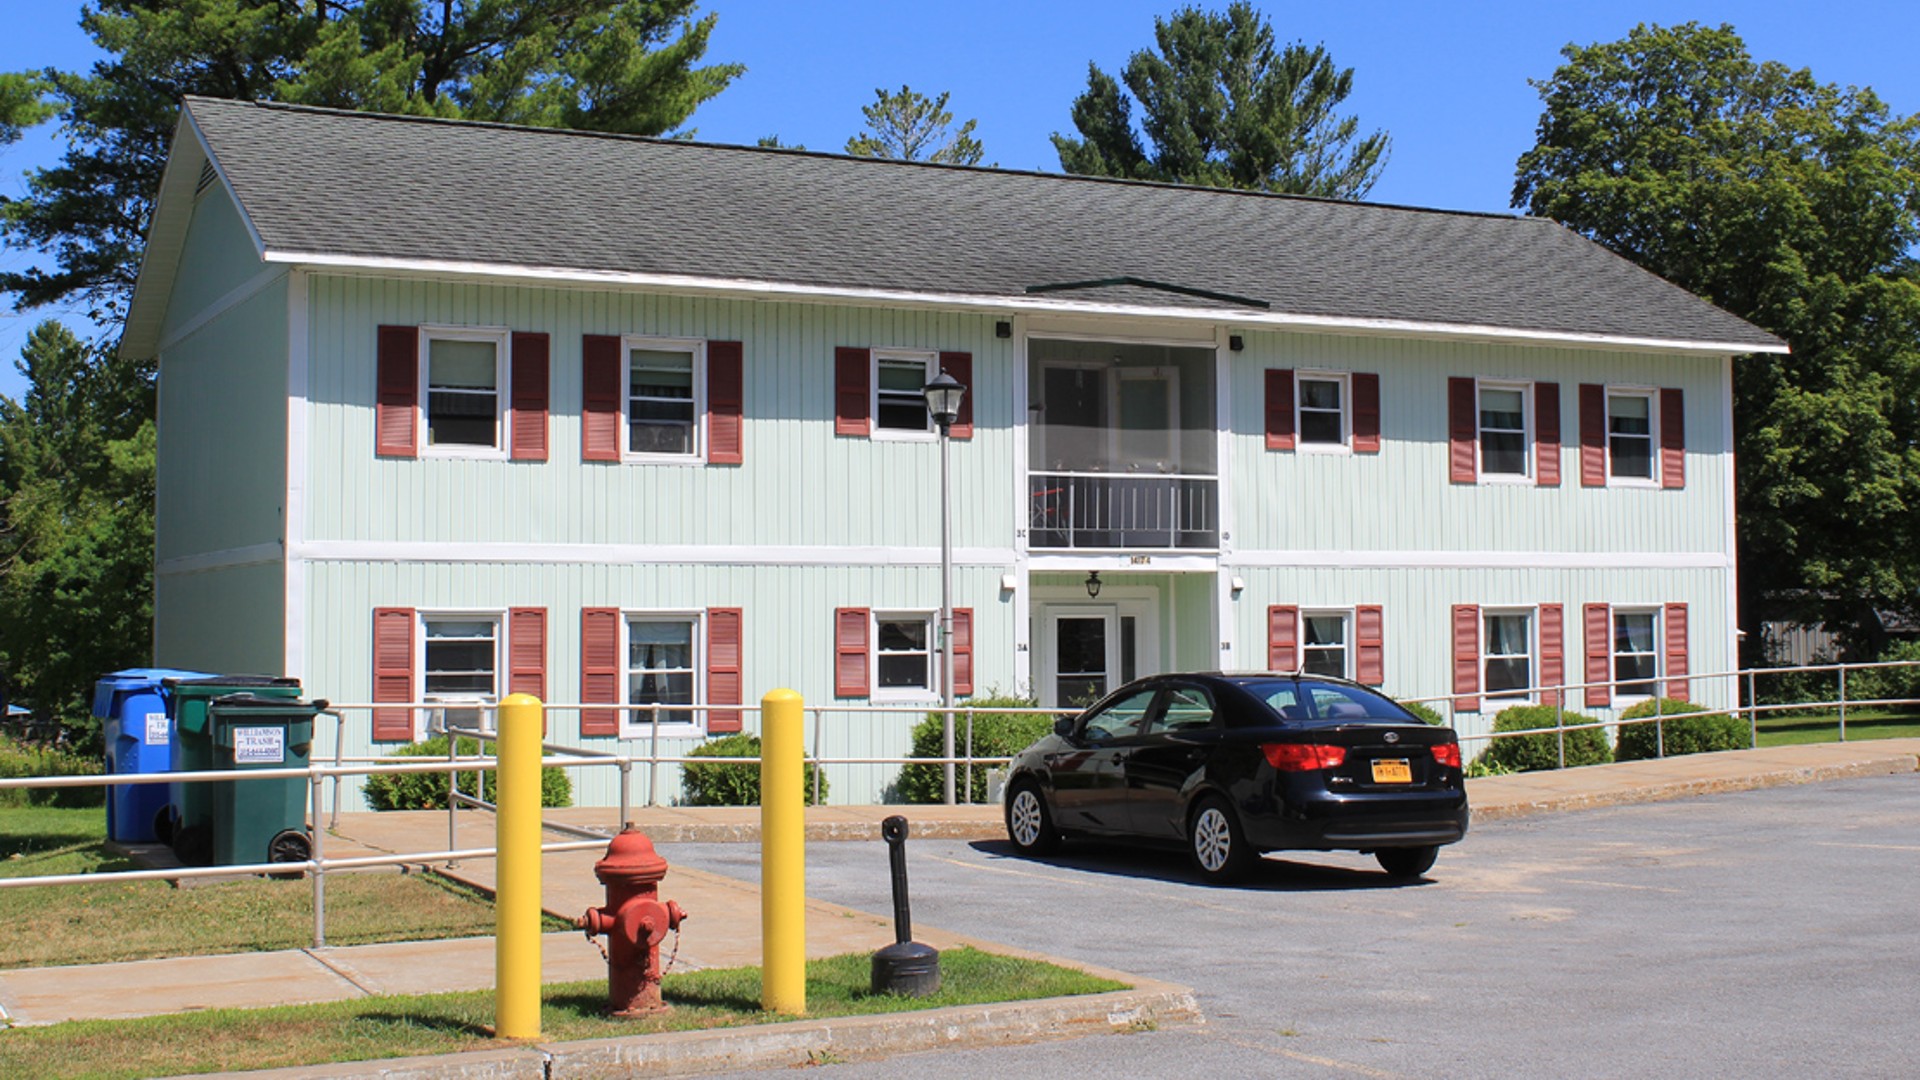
[1028,471,1218,550]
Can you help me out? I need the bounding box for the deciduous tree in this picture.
[1514,22,1920,656]
[1052,2,1388,198]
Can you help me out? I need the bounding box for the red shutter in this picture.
[580,607,620,736]
[1664,602,1689,701]
[940,351,974,439]
[371,607,416,741]
[1539,603,1565,706]
[1452,604,1480,712]
[582,334,622,462]
[1449,377,1476,483]
[835,347,871,436]
[707,340,744,465]
[952,608,974,695]
[507,607,547,702]
[1580,384,1606,487]
[835,607,870,697]
[1352,372,1381,454]
[1660,387,1685,489]
[509,332,549,461]
[1264,369,1295,450]
[706,608,744,733]
[1584,603,1612,707]
[1355,605,1384,685]
[1267,605,1298,671]
[1535,382,1561,487]
[376,326,418,458]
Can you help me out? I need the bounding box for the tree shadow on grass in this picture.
[968,838,1434,892]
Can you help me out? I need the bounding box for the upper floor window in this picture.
[627,340,703,459]
[1301,611,1350,678]
[423,328,510,455]
[1297,374,1348,448]
[1478,383,1529,478]
[874,351,937,436]
[1483,609,1534,701]
[1607,389,1656,482]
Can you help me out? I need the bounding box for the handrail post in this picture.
[1556,695,1566,769]
[963,706,976,805]
[648,705,662,807]
[1747,669,1758,748]
[1838,665,1848,742]
[617,756,632,828]
[310,766,327,949]
[445,724,459,867]
[811,707,825,807]
[328,709,347,831]
[1655,693,1666,758]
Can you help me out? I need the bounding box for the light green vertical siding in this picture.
[155,563,285,674]
[157,189,264,342]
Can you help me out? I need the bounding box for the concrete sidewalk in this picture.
[1,740,1916,1073]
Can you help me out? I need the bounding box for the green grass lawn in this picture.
[1752,708,1920,746]
[0,949,1124,1079]
[0,806,565,968]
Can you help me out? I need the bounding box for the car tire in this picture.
[1375,845,1439,879]
[1188,795,1256,884]
[1004,780,1061,855]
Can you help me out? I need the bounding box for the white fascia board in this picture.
[288,540,1019,568]
[266,250,1790,359]
[1225,549,1734,571]
[120,105,271,360]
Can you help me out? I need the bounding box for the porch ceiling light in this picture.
[1085,570,1102,599]
[922,371,965,430]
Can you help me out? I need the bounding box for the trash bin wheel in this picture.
[172,823,212,867]
[267,828,312,880]
[152,807,173,844]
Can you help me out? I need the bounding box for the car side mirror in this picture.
[1053,716,1075,738]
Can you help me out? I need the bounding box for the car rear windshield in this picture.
[1244,679,1418,725]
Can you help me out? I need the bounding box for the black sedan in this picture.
[1003,673,1468,883]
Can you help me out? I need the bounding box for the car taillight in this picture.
[1262,743,1348,771]
[1431,743,1462,769]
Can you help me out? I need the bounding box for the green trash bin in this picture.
[166,676,301,866]
[208,693,328,872]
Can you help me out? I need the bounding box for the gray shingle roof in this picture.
[180,96,1782,351]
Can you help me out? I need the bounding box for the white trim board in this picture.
[287,540,1021,568]
[263,253,1787,359]
[1226,550,1733,571]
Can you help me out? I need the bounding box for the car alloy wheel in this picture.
[1004,782,1059,855]
[1188,796,1254,883]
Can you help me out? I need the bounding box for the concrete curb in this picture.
[207,982,1202,1080]
[1469,753,1920,823]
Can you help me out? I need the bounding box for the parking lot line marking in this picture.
[1815,841,1920,852]
[1217,1033,1405,1077]
[1559,878,1684,893]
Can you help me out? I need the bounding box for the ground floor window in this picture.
[423,616,498,729]
[874,611,936,696]
[1483,610,1533,701]
[627,615,698,727]
[1301,611,1350,678]
[1613,609,1660,697]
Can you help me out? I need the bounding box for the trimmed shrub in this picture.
[0,733,104,808]
[1398,700,1447,726]
[1615,698,1748,760]
[680,733,828,807]
[897,694,1051,804]
[1849,641,1920,706]
[363,735,573,811]
[1477,703,1612,773]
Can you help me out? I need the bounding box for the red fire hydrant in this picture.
[577,827,688,1017]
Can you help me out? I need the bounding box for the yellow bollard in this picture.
[760,688,806,1014]
[495,693,543,1039]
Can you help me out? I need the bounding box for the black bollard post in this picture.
[870,815,941,996]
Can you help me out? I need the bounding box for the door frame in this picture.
[1031,584,1162,708]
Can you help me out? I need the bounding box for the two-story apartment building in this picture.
[124,98,1785,806]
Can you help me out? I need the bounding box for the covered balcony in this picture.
[1027,339,1219,551]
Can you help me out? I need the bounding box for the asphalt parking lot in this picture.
[667,772,1920,1078]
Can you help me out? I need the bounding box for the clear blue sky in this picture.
[3,0,1919,402]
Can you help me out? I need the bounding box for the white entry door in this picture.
[1044,607,1117,709]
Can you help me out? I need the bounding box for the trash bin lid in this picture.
[209,693,329,715]
[165,675,301,690]
[92,669,216,718]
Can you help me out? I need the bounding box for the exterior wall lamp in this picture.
[1085,570,1102,599]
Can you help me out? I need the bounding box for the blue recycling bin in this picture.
[93,668,212,844]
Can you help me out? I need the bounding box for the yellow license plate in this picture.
[1371,759,1412,784]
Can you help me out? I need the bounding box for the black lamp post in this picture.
[922,371,965,805]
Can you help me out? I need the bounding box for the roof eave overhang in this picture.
[120,104,270,359]
[266,251,1791,358]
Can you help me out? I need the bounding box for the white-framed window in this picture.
[624,613,701,732]
[1296,373,1349,450]
[1607,388,1657,483]
[1301,610,1351,678]
[873,610,936,698]
[1478,381,1530,479]
[1482,609,1534,702]
[873,350,937,437]
[1612,608,1660,698]
[421,327,510,456]
[626,337,705,461]
[422,614,500,730]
